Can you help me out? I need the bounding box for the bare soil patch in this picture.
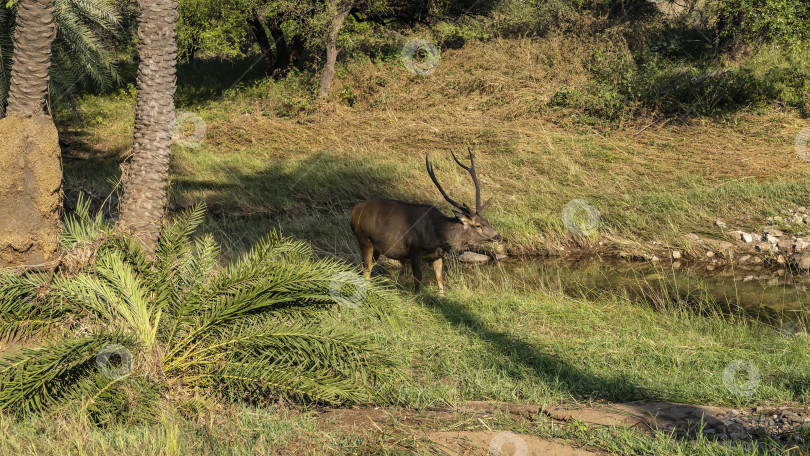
[313,400,809,453]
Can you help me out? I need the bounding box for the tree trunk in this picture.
[117,0,179,256]
[288,33,305,69]
[317,1,353,100]
[0,0,61,268]
[6,0,55,117]
[269,26,290,78]
[248,15,274,76]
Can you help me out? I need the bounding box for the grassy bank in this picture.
[58,37,810,263]
[42,29,810,454]
[1,274,808,454]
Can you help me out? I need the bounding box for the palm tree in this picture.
[0,202,400,418]
[0,0,126,117]
[117,0,179,256]
[5,0,56,116]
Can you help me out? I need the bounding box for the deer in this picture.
[349,148,501,296]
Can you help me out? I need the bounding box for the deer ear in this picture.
[453,211,472,226]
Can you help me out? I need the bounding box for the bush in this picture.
[717,0,810,48]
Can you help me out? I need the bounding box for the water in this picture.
[497,258,807,311]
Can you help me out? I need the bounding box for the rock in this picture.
[799,206,807,213]
[741,232,754,243]
[804,215,810,224]
[459,251,490,264]
[755,242,773,252]
[793,253,810,271]
[764,233,780,245]
[777,255,786,265]
[494,253,508,261]
[792,214,804,224]
[377,257,403,269]
[715,219,727,228]
[709,240,735,253]
[778,239,794,252]
[672,261,681,269]
[672,250,681,259]
[706,251,715,258]
[738,254,751,263]
[765,228,784,237]
[703,429,716,435]
[751,233,762,242]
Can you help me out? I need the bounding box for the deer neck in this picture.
[440,218,472,251]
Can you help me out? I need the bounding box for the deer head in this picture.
[426,148,501,244]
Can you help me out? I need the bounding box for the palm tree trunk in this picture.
[0,0,61,268]
[6,0,55,117]
[117,0,179,256]
[317,1,353,100]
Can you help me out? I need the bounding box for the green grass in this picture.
[44,33,810,454]
[353,267,810,407]
[1,400,801,455]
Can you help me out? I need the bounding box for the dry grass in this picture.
[58,36,810,261]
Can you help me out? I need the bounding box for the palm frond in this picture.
[55,250,161,347]
[0,331,136,417]
[0,0,125,109]
[0,271,70,341]
[61,192,112,247]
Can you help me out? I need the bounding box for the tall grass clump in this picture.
[0,198,401,422]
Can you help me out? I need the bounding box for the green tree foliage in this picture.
[0,200,401,420]
[716,0,810,48]
[0,0,129,111]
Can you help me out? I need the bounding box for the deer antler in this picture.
[426,154,471,214]
[450,147,490,213]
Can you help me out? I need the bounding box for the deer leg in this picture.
[432,257,444,297]
[358,239,374,280]
[410,254,423,292]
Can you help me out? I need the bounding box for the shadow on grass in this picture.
[415,292,651,403]
[172,153,414,216]
[175,54,271,108]
[172,152,422,260]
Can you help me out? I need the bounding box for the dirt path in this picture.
[313,400,809,454]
